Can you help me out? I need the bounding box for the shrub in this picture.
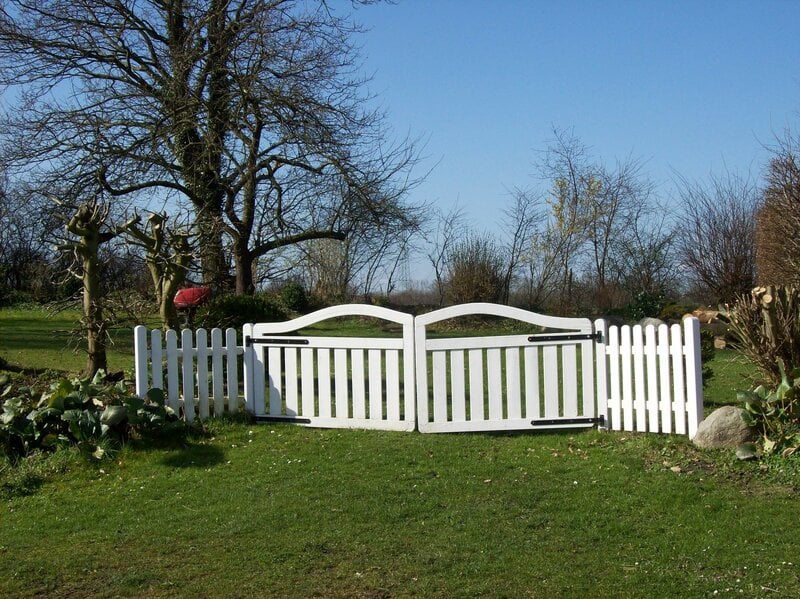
[658,303,690,322]
[195,293,286,330]
[0,371,182,461]
[277,280,309,314]
[738,360,800,457]
[625,291,665,321]
[723,285,800,386]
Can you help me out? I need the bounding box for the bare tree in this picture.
[676,173,758,303]
[425,206,468,306]
[443,232,507,305]
[0,0,422,293]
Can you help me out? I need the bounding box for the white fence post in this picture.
[134,325,148,397]
[684,317,704,438]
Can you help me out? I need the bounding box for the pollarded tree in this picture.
[0,0,421,293]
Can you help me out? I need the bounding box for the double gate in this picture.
[243,303,604,433]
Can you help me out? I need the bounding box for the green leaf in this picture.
[91,369,106,386]
[100,405,128,426]
[737,390,761,404]
[146,388,165,406]
[763,437,777,455]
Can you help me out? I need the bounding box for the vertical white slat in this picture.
[181,329,195,423]
[580,339,595,419]
[432,350,448,422]
[644,325,660,432]
[543,346,559,419]
[561,344,578,418]
[284,347,298,417]
[210,328,225,416]
[225,328,239,413]
[684,317,704,438]
[657,324,673,433]
[487,348,503,420]
[402,320,416,424]
[386,349,401,422]
[524,346,540,419]
[594,320,609,426]
[468,349,485,421]
[195,329,210,420]
[606,325,621,430]
[619,325,634,432]
[351,349,366,420]
[165,330,180,413]
[133,326,149,397]
[632,325,646,432]
[268,347,282,416]
[505,348,522,419]
[671,323,687,435]
[368,349,383,420]
[151,329,164,392]
[334,348,349,419]
[450,350,466,422]
[300,348,315,417]
[318,348,332,418]
[242,324,260,416]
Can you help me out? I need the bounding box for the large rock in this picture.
[693,406,755,449]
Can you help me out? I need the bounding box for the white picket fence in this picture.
[133,303,704,436]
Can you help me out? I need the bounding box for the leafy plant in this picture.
[195,293,286,330]
[0,371,181,461]
[737,359,800,457]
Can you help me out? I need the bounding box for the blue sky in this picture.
[353,0,800,229]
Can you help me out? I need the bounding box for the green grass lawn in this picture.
[1,306,797,598]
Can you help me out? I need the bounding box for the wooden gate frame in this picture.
[414,303,599,433]
[243,304,416,431]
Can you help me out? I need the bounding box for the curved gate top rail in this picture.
[243,304,416,432]
[414,302,594,333]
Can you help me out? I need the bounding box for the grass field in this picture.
[1,306,797,598]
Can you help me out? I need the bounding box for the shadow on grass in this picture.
[160,443,227,469]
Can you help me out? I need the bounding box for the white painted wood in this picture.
[150,329,163,392]
[505,348,521,419]
[225,328,239,413]
[351,349,366,420]
[432,351,448,422]
[134,326,148,396]
[268,347,282,416]
[334,348,349,419]
[632,325,646,432]
[242,324,257,415]
[594,320,609,426]
[368,349,382,420]
[181,329,195,423]
[580,340,595,419]
[211,328,225,416]
[644,325,659,432]
[670,324,687,435]
[450,350,466,422]
[543,346,559,418]
[196,329,209,420]
[684,317,704,438]
[165,329,180,413]
[487,348,503,420]
[561,344,578,418]
[619,325,634,431]
[606,325,621,430]
[284,347,299,417]
[657,324,672,434]
[421,418,597,434]
[524,346,540,420]
[300,348,315,417]
[317,348,332,418]
[469,349,485,421]
[414,302,593,334]
[386,349,401,421]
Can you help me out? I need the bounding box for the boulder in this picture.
[639,317,666,329]
[692,406,755,449]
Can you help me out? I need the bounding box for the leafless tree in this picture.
[0,0,422,293]
[676,173,758,303]
[425,205,468,306]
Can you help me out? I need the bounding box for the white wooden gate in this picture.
[243,304,416,431]
[414,303,599,433]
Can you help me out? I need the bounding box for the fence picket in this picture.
[543,346,558,418]
[334,348,348,419]
[165,329,179,414]
[524,346,540,420]
[318,348,331,418]
[607,325,621,430]
[181,329,195,423]
[196,329,209,420]
[593,319,608,425]
[468,349,484,421]
[450,350,466,422]
[671,324,687,435]
[368,349,382,420]
[433,351,447,422]
[506,348,521,419]
[352,349,366,420]
[225,328,239,413]
[211,328,224,416]
[301,348,315,417]
[644,326,659,432]
[487,349,503,420]
[386,350,401,421]
[684,317,704,438]
[284,347,299,417]
[632,325,646,432]
[619,326,634,431]
[561,344,578,418]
